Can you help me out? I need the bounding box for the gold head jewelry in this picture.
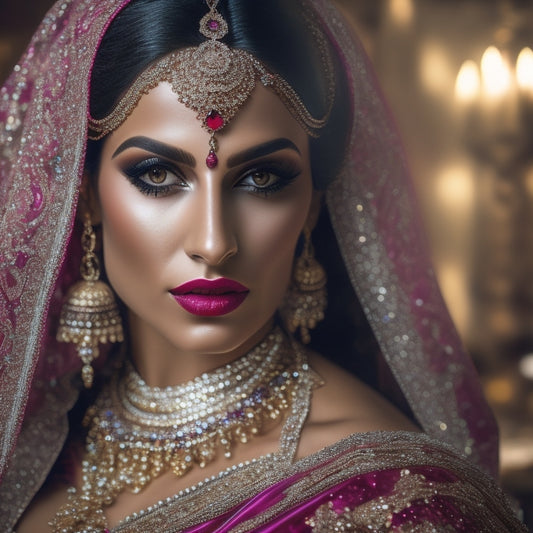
[88,0,335,169]
[56,214,124,388]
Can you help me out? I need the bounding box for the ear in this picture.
[305,191,324,232]
[78,171,102,225]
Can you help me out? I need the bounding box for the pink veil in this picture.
[0,0,498,497]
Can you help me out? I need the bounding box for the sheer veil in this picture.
[313,0,498,477]
[0,0,498,501]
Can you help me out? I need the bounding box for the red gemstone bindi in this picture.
[206,150,218,169]
[208,19,220,31]
[206,110,224,131]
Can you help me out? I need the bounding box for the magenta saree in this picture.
[109,433,525,532]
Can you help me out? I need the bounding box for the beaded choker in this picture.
[88,0,335,169]
[50,327,309,531]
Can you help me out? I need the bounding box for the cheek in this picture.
[97,173,165,295]
[237,187,312,287]
[245,206,303,261]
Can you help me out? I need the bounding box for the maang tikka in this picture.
[57,214,124,388]
[281,228,327,344]
[88,0,335,168]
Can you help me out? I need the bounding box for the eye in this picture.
[236,165,300,197]
[146,167,169,184]
[247,171,279,188]
[123,157,188,197]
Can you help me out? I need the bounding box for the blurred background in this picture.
[1,0,532,528]
[335,1,533,527]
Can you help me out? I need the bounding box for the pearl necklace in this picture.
[50,327,307,532]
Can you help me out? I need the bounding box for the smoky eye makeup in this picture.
[234,160,302,198]
[114,137,305,199]
[121,156,189,197]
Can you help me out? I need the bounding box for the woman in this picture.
[0,0,527,531]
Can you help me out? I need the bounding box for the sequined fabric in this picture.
[313,0,498,475]
[106,433,527,531]
[0,0,503,528]
[0,0,131,479]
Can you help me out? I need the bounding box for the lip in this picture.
[169,278,249,317]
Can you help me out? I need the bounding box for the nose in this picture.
[184,179,238,266]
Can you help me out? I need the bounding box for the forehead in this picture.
[103,82,310,154]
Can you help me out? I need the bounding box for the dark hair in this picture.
[88,0,352,189]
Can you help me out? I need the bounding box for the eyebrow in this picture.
[112,136,196,166]
[111,136,300,168]
[227,138,301,168]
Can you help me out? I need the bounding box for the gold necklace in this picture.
[50,327,307,531]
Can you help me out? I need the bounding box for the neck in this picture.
[50,325,306,532]
[126,312,275,387]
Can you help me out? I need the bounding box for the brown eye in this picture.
[148,167,167,184]
[235,166,297,197]
[251,172,274,187]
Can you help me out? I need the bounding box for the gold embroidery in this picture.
[306,469,496,532]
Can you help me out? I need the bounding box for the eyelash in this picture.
[236,165,300,197]
[123,157,186,197]
[122,158,300,198]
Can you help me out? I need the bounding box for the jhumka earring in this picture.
[281,228,327,344]
[57,214,124,388]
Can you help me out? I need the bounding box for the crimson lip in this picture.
[169,278,249,317]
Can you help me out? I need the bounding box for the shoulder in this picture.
[296,351,420,458]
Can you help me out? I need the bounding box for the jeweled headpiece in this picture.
[88,0,335,168]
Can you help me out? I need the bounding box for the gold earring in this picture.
[57,214,124,388]
[281,228,327,344]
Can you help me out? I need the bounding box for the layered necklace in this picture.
[51,327,308,531]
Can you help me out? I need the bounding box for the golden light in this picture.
[420,42,453,96]
[500,439,533,472]
[516,47,533,92]
[432,162,475,333]
[436,263,471,335]
[389,0,414,27]
[435,162,474,209]
[524,167,533,197]
[455,60,481,104]
[485,376,514,404]
[480,46,511,99]
[519,353,533,380]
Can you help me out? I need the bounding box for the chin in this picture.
[161,316,275,357]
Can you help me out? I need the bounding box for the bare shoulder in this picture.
[296,352,420,459]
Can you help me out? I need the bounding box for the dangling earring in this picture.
[57,213,124,388]
[281,228,327,344]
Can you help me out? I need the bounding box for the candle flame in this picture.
[455,60,480,103]
[519,353,533,380]
[436,163,474,208]
[481,46,511,99]
[420,42,452,96]
[516,47,533,92]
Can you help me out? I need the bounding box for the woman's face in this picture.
[96,82,314,364]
